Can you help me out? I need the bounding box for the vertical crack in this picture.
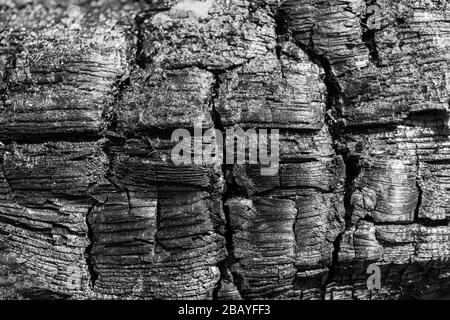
[125,188,132,216]
[209,70,244,299]
[105,74,131,133]
[84,203,98,288]
[273,4,353,299]
[414,144,422,222]
[135,9,149,70]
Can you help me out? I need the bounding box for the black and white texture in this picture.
[0,0,449,299]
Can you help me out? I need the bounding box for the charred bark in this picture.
[0,0,449,299]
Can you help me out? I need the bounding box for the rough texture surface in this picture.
[0,0,449,299]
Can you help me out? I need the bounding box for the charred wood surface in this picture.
[0,0,449,299]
